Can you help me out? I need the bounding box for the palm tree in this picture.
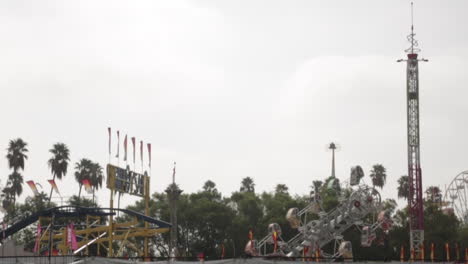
[203,180,217,193]
[240,177,255,193]
[370,164,387,189]
[89,162,104,203]
[47,143,70,202]
[397,175,409,200]
[8,171,23,203]
[275,184,289,195]
[425,186,442,203]
[74,158,93,198]
[5,138,28,208]
[6,138,28,171]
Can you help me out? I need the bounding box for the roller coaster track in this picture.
[0,206,171,240]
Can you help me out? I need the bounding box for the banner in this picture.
[27,180,40,196]
[33,223,41,253]
[107,127,111,155]
[123,135,128,161]
[131,137,136,165]
[82,179,93,194]
[48,179,60,195]
[67,223,78,250]
[172,162,176,182]
[147,143,152,168]
[140,140,144,169]
[115,130,120,158]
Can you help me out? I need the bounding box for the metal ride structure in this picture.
[0,164,171,258]
[443,171,468,225]
[246,166,392,260]
[397,3,428,258]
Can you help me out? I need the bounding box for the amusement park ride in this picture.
[397,3,428,258]
[245,166,393,260]
[0,164,171,258]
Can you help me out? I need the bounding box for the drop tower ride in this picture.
[397,3,428,258]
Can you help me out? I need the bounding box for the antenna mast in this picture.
[397,2,428,260]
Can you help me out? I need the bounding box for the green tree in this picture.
[203,180,217,194]
[397,175,409,200]
[6,138,28,171]
[425,186,442,203]
[74,158,93,198]
[240,177,255,193]
[90,162,104,203]
[7,171,23,203]
[370,164,387,189]
[4,138,28,210]
[274,184,289,195]
[47,143,70,202]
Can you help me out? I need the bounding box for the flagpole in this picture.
[108,127,111,165]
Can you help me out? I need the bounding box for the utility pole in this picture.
[166,162,182,259]
[327,142,338,178]
[397,2,428,259]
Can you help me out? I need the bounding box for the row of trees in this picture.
[1,138,105,219]
[118,174,467,260]
[3,140,467,259]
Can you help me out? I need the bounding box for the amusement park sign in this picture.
[106,164,148,197]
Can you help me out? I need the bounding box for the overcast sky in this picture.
[1,0,467,211]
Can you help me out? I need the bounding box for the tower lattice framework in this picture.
[398,3,428,258]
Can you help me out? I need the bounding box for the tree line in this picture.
[2,138,468,260]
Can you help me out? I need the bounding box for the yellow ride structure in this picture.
[6,164,170,259]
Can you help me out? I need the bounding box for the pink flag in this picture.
[147,143,151,168]
[107,127,111,155]
[115,130,120,158]
[123,135,128,161]
[33,223,42,253]
[82,179,93,194]
[48,179,60,195]
[67,223,78,250]
[140,140,144,168]
[131,137,136,165]
[27,180,39,196]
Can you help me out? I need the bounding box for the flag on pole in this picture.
[140,140,144,169]
[147,143,152,168]
[82,179,93,194]
[27,180,40,196]
[33,223,42,253]
[172,162,176,183]
[123,135,128,161]
[48,179,60,196]
[131,137,136,165]
[108,127,111,155]
[115,130,120,158]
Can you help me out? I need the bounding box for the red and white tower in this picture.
[398,3,428,258]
